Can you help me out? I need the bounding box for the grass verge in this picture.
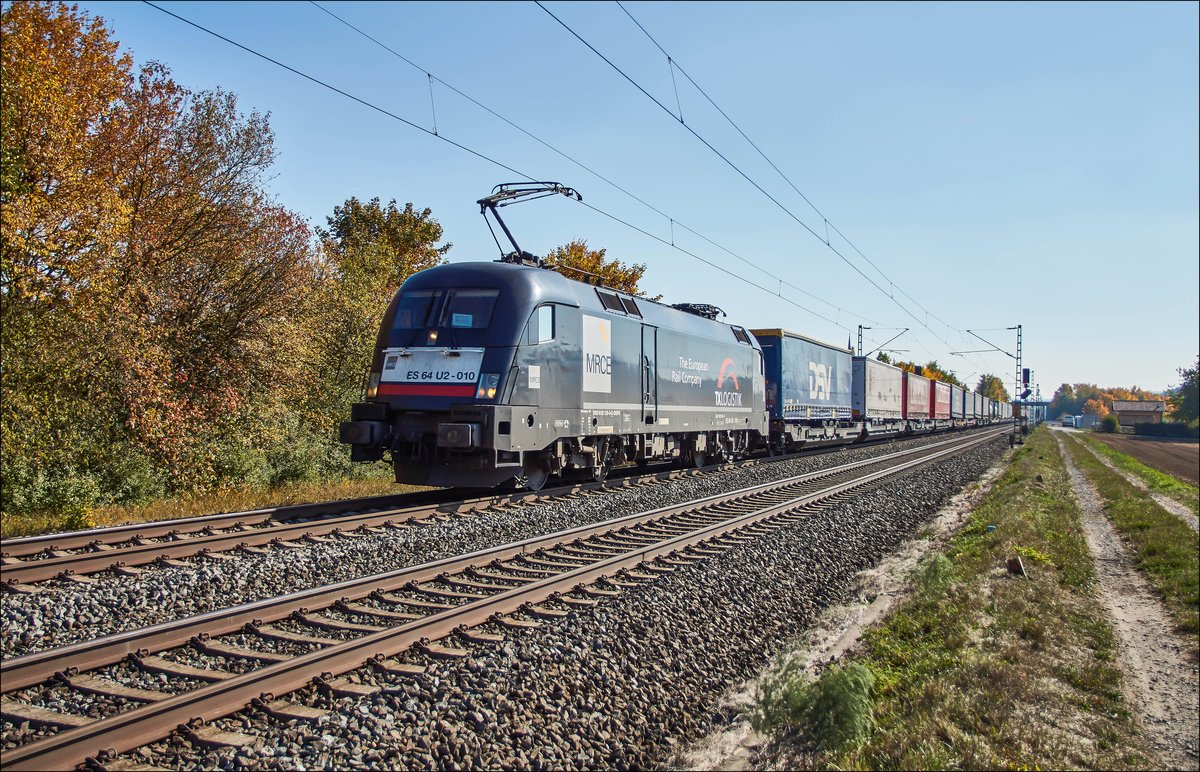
[756,427,1148,770]
[0,472,428,540]
[1076,433,1199,517]
[1063,434,1200,637]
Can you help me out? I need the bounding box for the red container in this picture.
[931,381,951,420]
[903,371,931,419]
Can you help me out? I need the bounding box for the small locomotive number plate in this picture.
[380,348,485,384]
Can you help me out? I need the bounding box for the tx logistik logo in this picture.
[715,358,743,406]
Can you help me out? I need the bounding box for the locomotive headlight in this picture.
[366,372,381,399]
[475,373,500,400]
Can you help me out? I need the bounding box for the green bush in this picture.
[1101,415,1119,433]
[753,660,877,752]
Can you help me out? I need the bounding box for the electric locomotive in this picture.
[339,259,768,489]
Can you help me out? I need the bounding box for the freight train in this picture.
[340,259,1013,491]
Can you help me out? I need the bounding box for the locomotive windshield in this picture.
[389,287,500,345]
[437,289,498,329]
[393,290,442,330]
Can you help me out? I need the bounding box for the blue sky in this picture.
[71,1,1199,394]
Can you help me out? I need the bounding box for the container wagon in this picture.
[950,384,966,428]
[851,356,905,437]
[931,380,953,429]
[903,370,933,433]
[751,329,859,450]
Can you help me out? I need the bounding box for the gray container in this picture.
[852,356,904,419]
[950,384,965,419]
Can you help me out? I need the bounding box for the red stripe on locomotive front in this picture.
[378,383,476,397]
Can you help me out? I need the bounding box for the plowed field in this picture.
[1089,433,1200,485]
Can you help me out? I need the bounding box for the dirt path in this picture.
[1088,432,1200,486]
[1064,431,1199,533]
[1056,434,1200,769]
[674,456,1012,771]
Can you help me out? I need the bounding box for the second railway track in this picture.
[0,429,949,588]
[0,457,782,587]
[0,427,1004,770]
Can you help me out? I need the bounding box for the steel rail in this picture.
[0,429,1002,771]
[0,459,770,585]
[3,447,816,560]
[0,489,464,559]
[0,429,1002,693]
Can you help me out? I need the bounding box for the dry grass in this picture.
[762,428,1148,770]
[1,474,431,540]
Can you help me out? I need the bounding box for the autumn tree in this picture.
[1048,382,1167,422]
[1,2,322,511]
[921,361,965,389]
[544,239,660,299]
[976,374,1011,403]
[298,197,451,434]
[892,360,964,388]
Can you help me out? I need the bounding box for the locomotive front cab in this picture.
[340,262,578,488]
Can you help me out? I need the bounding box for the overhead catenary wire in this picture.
[616,1,992,365]
[307,0,883,331]
[535,4,908,307]
[142,0,870,338]
[617,2,922,308]
[543,0,991,369]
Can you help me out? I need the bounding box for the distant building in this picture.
[1110,400,1165,425]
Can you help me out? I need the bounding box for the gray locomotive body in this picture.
[340,262,768,489]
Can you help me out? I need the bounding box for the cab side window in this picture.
[524,305,555,345]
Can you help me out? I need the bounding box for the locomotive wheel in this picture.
[521,455,551,492]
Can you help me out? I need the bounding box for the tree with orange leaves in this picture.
[2,2,319,512]
[545,239,661,300]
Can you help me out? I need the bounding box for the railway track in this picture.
[0,457,785,588]
[0,427,1004,770]
[0,428,952,587]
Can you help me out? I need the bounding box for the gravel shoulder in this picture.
[1057,433,1200,768]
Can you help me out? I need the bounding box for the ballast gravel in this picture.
[1,431,986,658]
[112,436,1006,770]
